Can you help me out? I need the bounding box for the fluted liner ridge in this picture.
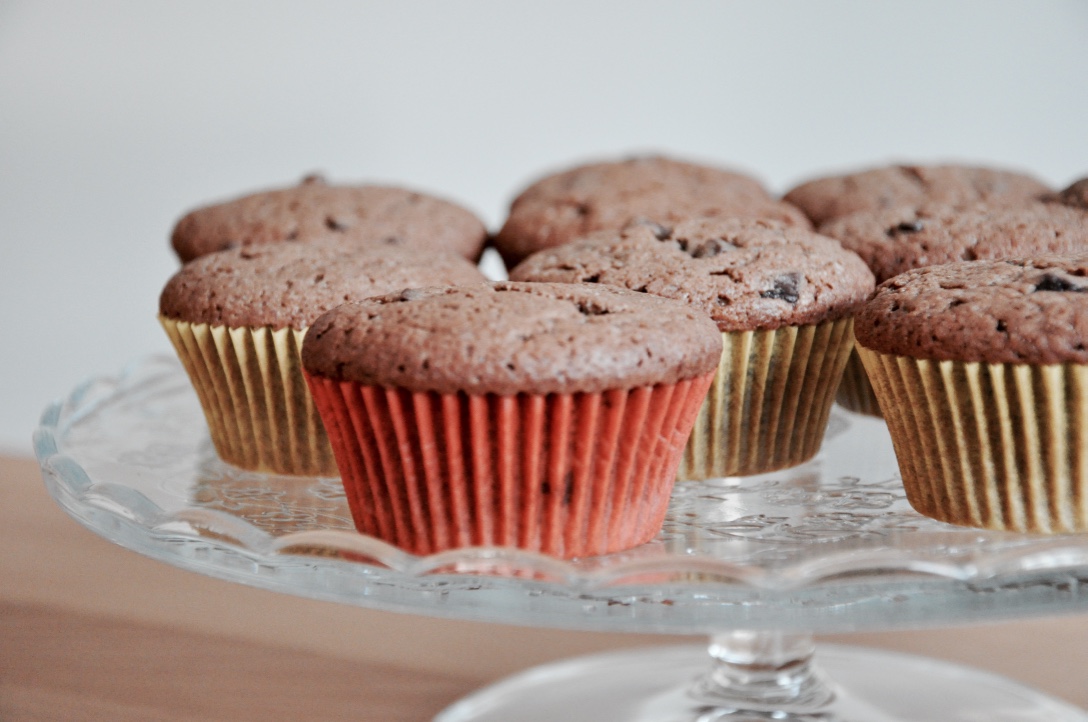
[160,318,336,476]
[858,346,1088,533]
[679,319,854,480]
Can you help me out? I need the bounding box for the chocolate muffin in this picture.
[171,175,488,263]
[493,156,810,268]
[820,202,1088,415]
[159,239,486,475]
[855,255,1088,533]
[784,163,1051,226]
[302,282,722,557]
[510,218,875,478]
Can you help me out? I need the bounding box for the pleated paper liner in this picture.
[160,317,337,476]
[305,372,715,559]
[678,318,854,480]
[858,346,1088,533]
[835,348,883,417]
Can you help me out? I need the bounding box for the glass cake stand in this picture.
[34,356,1088,721]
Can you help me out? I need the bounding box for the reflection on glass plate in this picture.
[34,356,1088,634]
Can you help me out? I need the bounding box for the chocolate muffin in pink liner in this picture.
[301,282,722,558]
[171,174,488,264]
[510,217,875,479]
[159,238,486,476]
[783,163,1051,226]
[819,201,1088,416]
[492,155,810,269]
[855,255,1088,533]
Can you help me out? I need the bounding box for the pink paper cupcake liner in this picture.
[306,373,715,558]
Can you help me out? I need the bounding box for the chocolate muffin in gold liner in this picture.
[855,255,1088,533]
[820,201,1088,416]
[511,217,875,478]
[159,238,485,476]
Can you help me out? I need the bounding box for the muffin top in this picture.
[159,238,486,329]
[1045,177,1088,210]
[493,156,810,267]
[302,281,723,395]
[855,255,1088,365]
[509,218,875,332]
[783,163,1050,226]
[818,202,1088,284]
[171,175,488,263]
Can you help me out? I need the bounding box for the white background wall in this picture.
[3,0,1087,454]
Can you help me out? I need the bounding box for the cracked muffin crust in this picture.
[509,217,875,331]
[171,175,488,263]
[160,237,486,329]
[493,156,810,267]
[783,163,1050,226]
[855,255,1088,364]
[818,202,1088,284]
[302,281,723,395]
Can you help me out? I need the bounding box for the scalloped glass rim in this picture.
[33,356,1088,633]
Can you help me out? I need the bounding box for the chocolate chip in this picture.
[582,273,601,283]
[760,273,801,304]
[325,216,350,232]
[688,237,739,259]
[887,220,925,236]
[575,301,610,316]
[1033,273,1087,293]
[627,217,673,240]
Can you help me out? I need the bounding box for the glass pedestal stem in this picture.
[689,631,836,717]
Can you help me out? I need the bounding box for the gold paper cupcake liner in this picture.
[835,349,883,417]
[160,317,336,476]
[678,318,855,480]
[306,373,714,558]
[858,346,1088,533]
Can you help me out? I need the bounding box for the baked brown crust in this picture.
[855,255,1088,364]
[171,175,487,263]
[493,156,810,267]
[1045,177,1088,210]
[301,282,723,395]
[784,164,1050,226]
[159,238,486,329]
[509,218,875,332]
[818,202,1088,284]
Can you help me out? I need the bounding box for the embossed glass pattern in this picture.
[34,357,1088,634]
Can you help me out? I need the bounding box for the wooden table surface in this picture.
[3,453,1087,720]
